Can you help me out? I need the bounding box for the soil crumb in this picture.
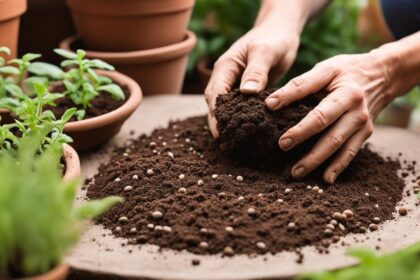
[87,116,405,256]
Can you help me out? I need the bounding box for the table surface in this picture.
[67,95,420,280]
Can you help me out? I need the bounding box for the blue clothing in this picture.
[381,0,420,39]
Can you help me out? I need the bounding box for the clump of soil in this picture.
[47,83,127,121]
[215,89,319,165]
[87,116,406,256]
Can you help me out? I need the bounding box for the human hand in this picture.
[204,27,300,138]
[265,51,402,183]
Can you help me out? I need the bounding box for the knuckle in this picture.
[355,109,369,125]
[244,66,265,79]
[311,109,329,130]
[365,122,374,136]
[329,133,344,150]
[249,42,271,54]
[346,147,358,161]
[290,76,305,88]
[348,87,364,103]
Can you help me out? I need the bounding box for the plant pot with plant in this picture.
[0,0,27,60]
[59,32,196,96]
[66,0,194,52]
[0,123,121,279]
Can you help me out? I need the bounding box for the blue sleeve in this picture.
[381,0,420,39]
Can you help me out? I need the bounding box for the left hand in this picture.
[265,52,398,183]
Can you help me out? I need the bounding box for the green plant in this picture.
[299,242,420,280]
[54,49,124,120]
[0,82,75,155]
[0,130,122,278]
[0,47,24,108]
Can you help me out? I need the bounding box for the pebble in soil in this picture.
[87,114,407,256]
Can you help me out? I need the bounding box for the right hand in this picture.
[204,25,300,138]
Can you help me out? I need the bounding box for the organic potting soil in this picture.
[87,113,409,257]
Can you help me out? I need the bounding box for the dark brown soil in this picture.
[87,115,406,257]
[47,83,127,121]
[215,89,319,165]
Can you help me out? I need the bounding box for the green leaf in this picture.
[0,66,19,75]
[0,47,11,55]
[22,53,42,62]
[54,48,78,59]
[5,84,24,99]
[98,84,125,100]
[60,60,78,68]
[88,59,115,71]
[75,196,123,219]
[28,62,64,80]
[75,109,86,121]
[60,108,77,124]
[76,49,86,59]
[24,77,49,92]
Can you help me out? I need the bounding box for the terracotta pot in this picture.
[197,58,212,89]
[0,0,27,60]
[66,0,194,52]
[19,0,74,64]
[17,264,69,280]
[63,144,80,182]
[59,31,196,96]
[64,70,142,150]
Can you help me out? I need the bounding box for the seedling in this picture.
[0,47,23,108]
[0,82,76,154]
[0,131,122,278]
[54,49,125,120]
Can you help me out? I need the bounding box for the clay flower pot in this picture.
[17,264,69,280]
[59,31,196,96]
[0,0,27,59]
[63,70,142,150]
[66,0,195,52]
[63,144,81,182]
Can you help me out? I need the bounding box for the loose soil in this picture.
[47,83,127,121]
[87,112,408,257]
[215,89,319,165]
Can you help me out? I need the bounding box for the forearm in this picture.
[256,0,332,33]
[372,31,420,102]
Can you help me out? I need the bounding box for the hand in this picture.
[265,51,401,183]
[205,27,299,138]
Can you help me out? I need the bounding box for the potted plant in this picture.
[59,33,196,96]
[0,0,27,59]
[0,128,122,279]
[0,47,143,150]
[0,81,81,179]
[66,0,195,52]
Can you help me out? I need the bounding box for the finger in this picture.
[323,124,373,183]
[265,62,337,110]
[208,113,219,139]
[205,55,245,114]
[279,88,364,151]
[291,111,367,179]
[240,45,277,94]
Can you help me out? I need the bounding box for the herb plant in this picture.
[54,49,125,120]
[300,242,420,280]
[0,130,122,278]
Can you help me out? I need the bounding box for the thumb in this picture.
[240,45,275,94]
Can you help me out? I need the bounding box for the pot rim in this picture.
[59,31,197,65]
[16,263,69,280]
[63,143,81,182]
[64,69,142,132]
[66,0,194,16]
[0,0,27,22]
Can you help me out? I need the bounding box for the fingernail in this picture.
[329,171,337,184]
[279,137,293,151]
[241,81,258,93]
[265,97,279,109]
[292,166,305,179]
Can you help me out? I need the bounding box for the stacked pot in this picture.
[62,0,196,95]
[0,0,27,59]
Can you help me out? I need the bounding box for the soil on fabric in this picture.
[47,83,127,121]
[87,114,407,256]
[215,89,319,165]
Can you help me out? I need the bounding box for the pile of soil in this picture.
[47,83,127,121]
[215,89,319,164]
[87,115,408,257]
